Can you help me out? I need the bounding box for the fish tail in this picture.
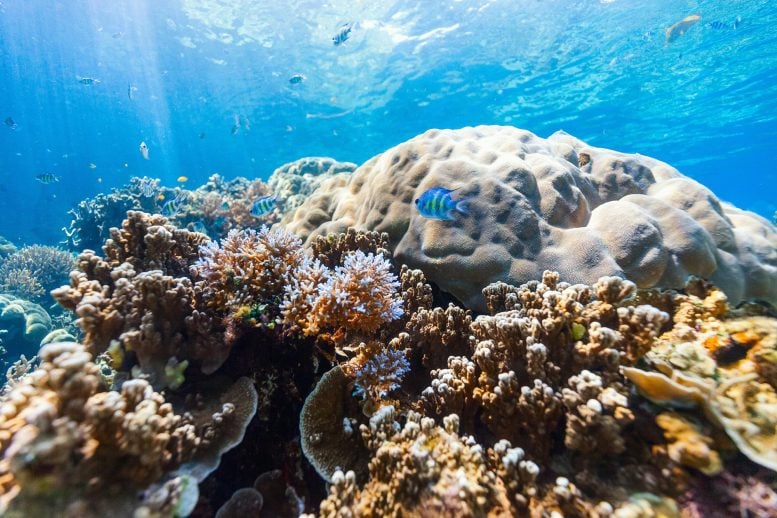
[455,199,470,216]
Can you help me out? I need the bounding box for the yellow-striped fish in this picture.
[414,187,469,221]
[250,195,277,217]
[177,175,188,183]
[35,172,60,184]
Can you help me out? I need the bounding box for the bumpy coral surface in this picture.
[284,125,777,310]
[267,156,357,216]
[0,294,51,357]
[317,407,538,517]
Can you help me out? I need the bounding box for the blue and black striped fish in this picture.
[332,23,352,46]
[250,195,277,217]
[35,172,60,184]
[414,187,469,221]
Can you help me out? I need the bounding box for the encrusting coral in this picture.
[623,284,777,472]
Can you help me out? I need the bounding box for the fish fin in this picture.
[455,199,470,216]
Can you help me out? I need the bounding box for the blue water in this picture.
[1,0,775,245]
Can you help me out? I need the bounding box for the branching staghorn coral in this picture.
[0,245,74,303]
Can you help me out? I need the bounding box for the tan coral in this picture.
[0,342,200,516]
[316,407,538,517]
[654,412,722,476]
[285,126,777,311]
[624,290,777,472]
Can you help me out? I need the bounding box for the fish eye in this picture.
[414,198,419,204]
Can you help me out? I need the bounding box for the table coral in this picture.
[284,125,777,311]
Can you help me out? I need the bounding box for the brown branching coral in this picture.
[103,210,208,276]
[0,342,199,516]
[404,304,473,370]
[309,227,390,269]
[562,370,635,457]
[53,254,226,386]
[52,212,227,386]
[409,271,668,476]
[192,226,304,319]
[316,407,539,517]
[0,245,74,303]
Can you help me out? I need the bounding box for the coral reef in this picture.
[0,237,16,260]
[0,245,74,304]
[0,342,199,516]
[63,176,162,251]
[174,174,279,238]
[624,286,777,472]
[268,156,357,216]
[52,211,226,386]
[6,161,774,517]
[284,125,777,311]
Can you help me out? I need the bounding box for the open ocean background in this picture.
[0,0,775,245]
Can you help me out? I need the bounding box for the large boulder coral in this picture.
[284,125,777,311]
[0,294,51,357]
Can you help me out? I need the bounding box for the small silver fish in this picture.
[414,187,469,221]
[77,76,100,85]
[4,116,16,130]
[250,195,277,217]
[139,141,149,160]
[35,172,60,184]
